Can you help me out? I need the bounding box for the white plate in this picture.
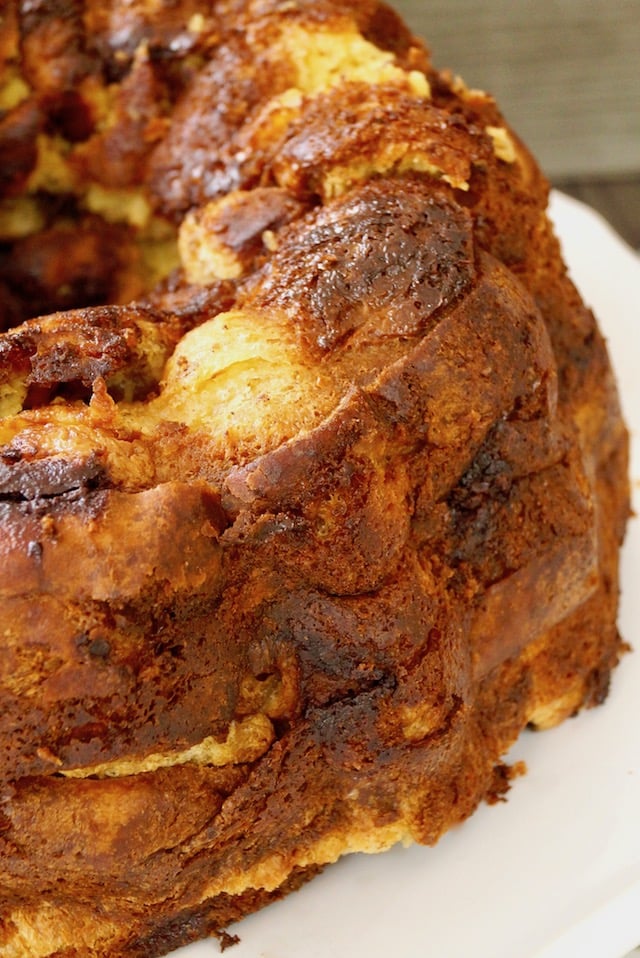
[170,192,640,958]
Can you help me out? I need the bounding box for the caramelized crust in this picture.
[0,1,630,956]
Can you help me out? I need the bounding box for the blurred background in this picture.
[393,0,640,247]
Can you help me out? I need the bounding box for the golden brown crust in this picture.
[0,1,630,956]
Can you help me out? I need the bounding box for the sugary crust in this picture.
[0,1,630,956]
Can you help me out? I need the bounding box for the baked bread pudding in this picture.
[0,1,630,955]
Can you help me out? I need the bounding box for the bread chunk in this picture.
[0,1,629,955]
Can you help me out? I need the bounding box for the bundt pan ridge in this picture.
[0,1,630,955]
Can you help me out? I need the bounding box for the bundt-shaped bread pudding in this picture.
[0,1,630,955]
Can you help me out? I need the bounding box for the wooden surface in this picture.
[393,0,640,180]
[556,173,640,249]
